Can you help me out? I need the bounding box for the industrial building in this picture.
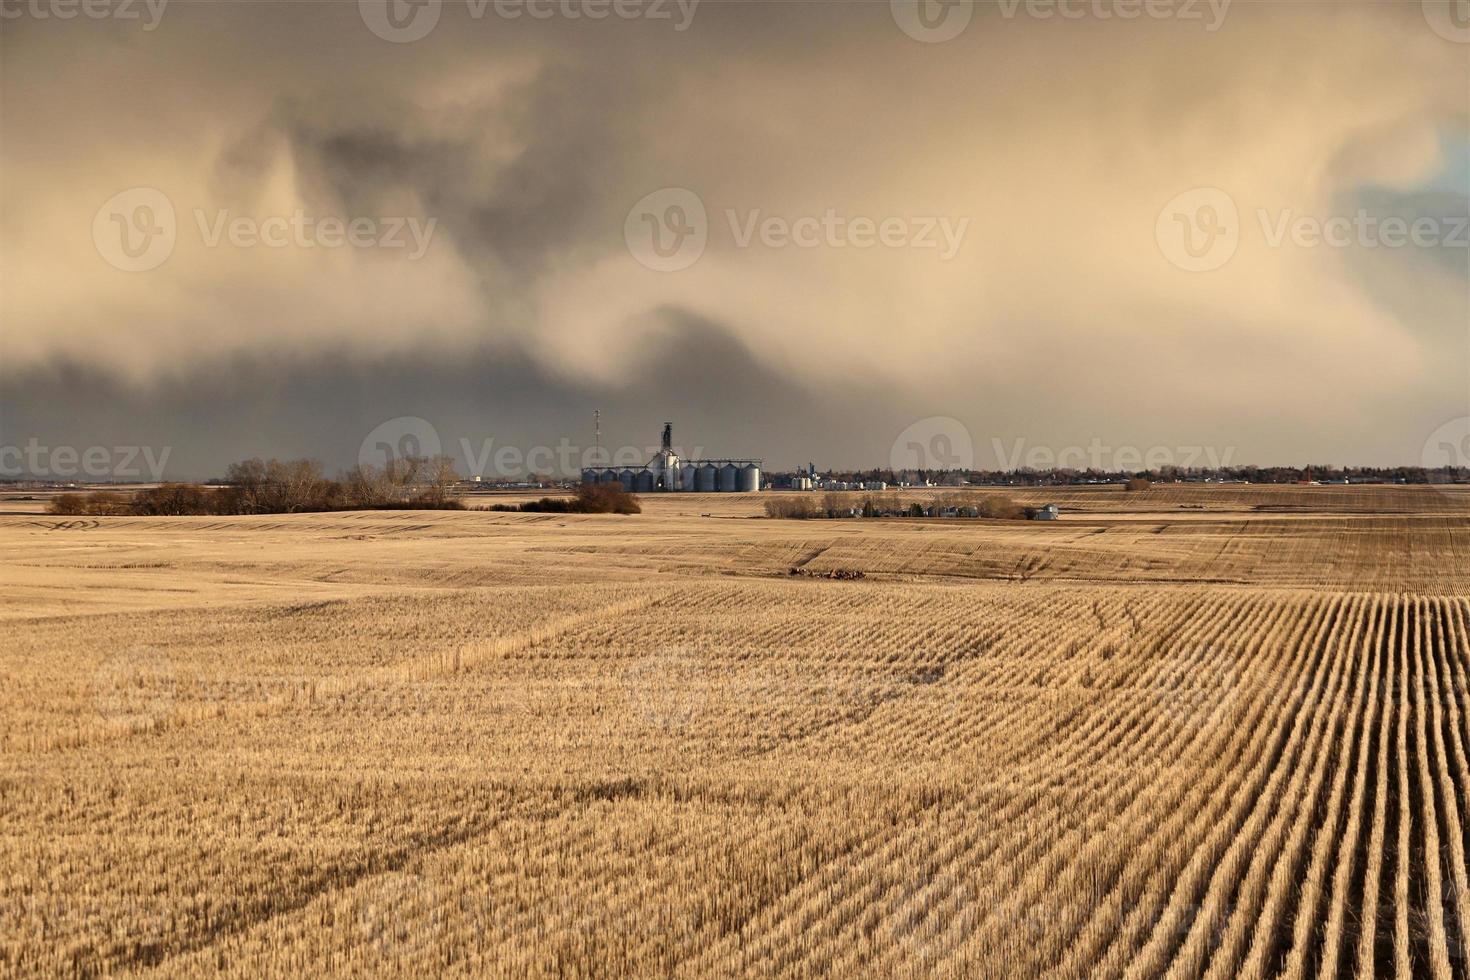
[582,422,762,493]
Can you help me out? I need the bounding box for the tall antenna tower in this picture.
[594,410,601,460]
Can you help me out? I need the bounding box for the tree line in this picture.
[48,456,464,516]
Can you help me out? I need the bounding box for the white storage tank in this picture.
[737,464,760,493]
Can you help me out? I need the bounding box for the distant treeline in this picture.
[489,482,640,515]
[786,465,1470,486]
[48,456,464,516]
[766,491,1027,520]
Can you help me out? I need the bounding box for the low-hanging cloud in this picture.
[1,1,1466,468]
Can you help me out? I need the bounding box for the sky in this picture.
[1,0,1468,479]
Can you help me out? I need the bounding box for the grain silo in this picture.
[587,419,762,493]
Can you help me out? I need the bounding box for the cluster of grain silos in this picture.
[580,422,761,493]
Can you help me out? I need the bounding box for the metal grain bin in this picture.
[718,463,738,492]
[737,464,760,493]
[695,463,717,492]
[616,468,638,490]
[633,469,655,493]
[680,464,697,491]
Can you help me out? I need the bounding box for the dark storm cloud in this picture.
[0,318,907,480]
[1,0,1467,468]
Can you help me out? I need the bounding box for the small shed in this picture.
[1032,503,1060,521]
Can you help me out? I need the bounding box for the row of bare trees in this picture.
[49,456,463,516]
[765,491,1026,520]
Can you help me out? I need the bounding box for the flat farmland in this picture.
[3,487,1469,977]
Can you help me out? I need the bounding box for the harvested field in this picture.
[2,486,1468,977]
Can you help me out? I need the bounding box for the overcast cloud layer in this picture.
[2,0,1467,477]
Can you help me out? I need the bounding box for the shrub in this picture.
[48,491,131,516]
[764,497,818,519]
[978,495,1024,520]
[499,482,641,515]
[1125,478,1152,492]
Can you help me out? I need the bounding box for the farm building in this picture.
[582,422,762,493]
[1032,503,1060,521]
